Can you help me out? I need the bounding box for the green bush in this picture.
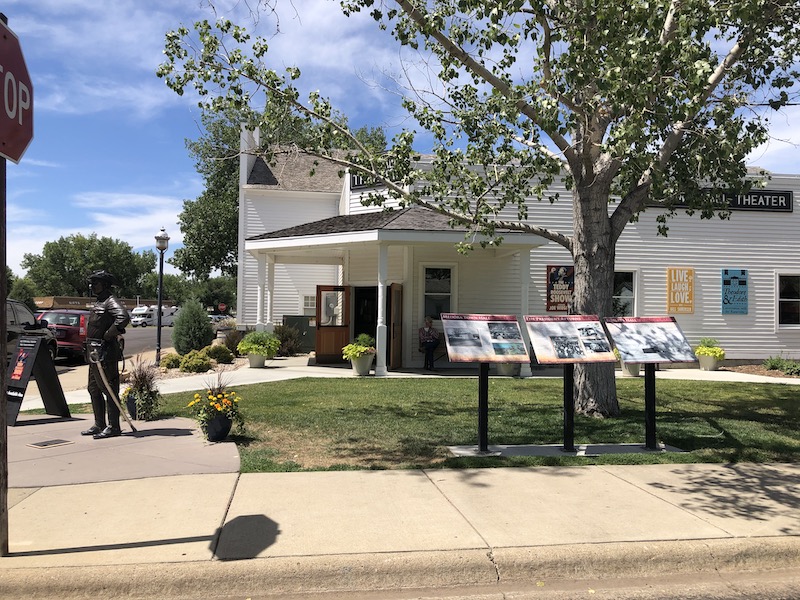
[159,352,181,369]
[274,325,303,356]
[763,355,791,371]
[179,348,212,373]
[783,362,800,376]
[204,344,234,364]
[172,299,214,355]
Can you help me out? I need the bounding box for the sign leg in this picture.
[644,363,657,450]
[478,363,489,452]
[563,363,576,452]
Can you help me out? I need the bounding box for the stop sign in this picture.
[0,20,33,163]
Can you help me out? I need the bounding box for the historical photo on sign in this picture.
[604,316,696,364]
[524,315,617,364]
[441,314,529,363]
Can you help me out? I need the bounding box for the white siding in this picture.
[239,189,340,327]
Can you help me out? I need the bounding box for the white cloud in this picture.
[747,105,800,174]
[7,190,185,276]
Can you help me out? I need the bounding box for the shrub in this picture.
[763,355,791,371]
[204,344,234,364]
[159,352,181,369]
[179,348,213,373]
[172,299,215,355]
[783,362,800,376]
[274,325,303,357]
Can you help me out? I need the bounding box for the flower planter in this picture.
[496,363,521,377]
[205,415,232,442]
[248,354,266,368]
[621,361,640,377]
[350,353,375,376]
[698,355,720,371]
[126,396,137,420]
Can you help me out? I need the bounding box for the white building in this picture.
[236,130,800,372]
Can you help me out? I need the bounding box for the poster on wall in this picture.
[666,267,694,314]
[721,269,748,314]
[440,313,529,363]
[604,316,696,364]
[546,265,574,311]
[524,315,617,364]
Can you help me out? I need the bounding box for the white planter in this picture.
[350,353,375,376]
[698,355,720,371]
[248,354,266,368]
[621,361,640,377]
[496,363,521,377]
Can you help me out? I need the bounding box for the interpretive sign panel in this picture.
[524,315,617,364]
[440,314,529,363]
[604,316,696,364]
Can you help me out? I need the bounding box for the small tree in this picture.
[172,299,214,355]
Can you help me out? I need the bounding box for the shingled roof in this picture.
[247,206,460,241]
[247,151,344,193]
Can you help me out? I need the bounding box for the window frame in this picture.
[777,273,800,329]
[420,264,457,322]
[612,270,638,317]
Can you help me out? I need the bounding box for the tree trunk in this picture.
[571,185,621,417]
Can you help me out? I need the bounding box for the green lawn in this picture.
[155,377,800,472]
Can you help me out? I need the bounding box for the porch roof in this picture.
[244,206,549,260]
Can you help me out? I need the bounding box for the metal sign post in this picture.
[0,13,34,556]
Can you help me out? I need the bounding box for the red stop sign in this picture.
[0,20,33,163]
[218,303,227,312]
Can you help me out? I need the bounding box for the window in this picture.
[778,275,800,326]
[423,267,452,320]
[303,295,316,317]
[612,272,635,317]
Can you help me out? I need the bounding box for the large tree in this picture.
[22,233,155,298]
[159,1,798,416]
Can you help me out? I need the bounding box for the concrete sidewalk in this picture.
[3,357,800,598]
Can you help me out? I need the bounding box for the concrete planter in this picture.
[698,355,720,371]
[350,353,375,376]
[621,361,640,377]
[248,354,266,368]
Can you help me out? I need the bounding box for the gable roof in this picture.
[247,206,459,241]
[247,151,344,193]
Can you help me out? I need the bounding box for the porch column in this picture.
[256,253,266,329]
[519,249,533,378]
[375,243,389,377]
[264,258,275,333]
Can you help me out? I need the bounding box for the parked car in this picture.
[37,308,91,362]
[7,298,58,362]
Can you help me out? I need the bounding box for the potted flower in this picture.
[342,333,376,376]
[121,355,162,421]
[695,337,725,371]
[614,347,640,377]
[187,374,245,441]
[237,330,280,368]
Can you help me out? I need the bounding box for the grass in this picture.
[149,377,800,472]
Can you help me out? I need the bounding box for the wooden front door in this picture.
[315,285,350,363]
[389,283,403,370]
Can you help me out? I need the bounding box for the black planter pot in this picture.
[205,415,233,442]
[126,396,137,420]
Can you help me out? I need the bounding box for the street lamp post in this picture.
[154,228,170,365]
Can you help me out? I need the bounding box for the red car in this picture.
[38,309,91,362]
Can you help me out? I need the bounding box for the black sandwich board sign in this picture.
[6,336,70,425]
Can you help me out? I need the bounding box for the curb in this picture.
[2,537,799,599]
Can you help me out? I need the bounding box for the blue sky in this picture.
[4,0,798,277]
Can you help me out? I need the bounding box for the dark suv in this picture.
[7,298,58,362]
[37,308,91,362]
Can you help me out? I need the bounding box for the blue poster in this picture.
[721,269,748,314]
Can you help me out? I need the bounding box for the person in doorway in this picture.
[81,270,130,439]
[418,316,440,371]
